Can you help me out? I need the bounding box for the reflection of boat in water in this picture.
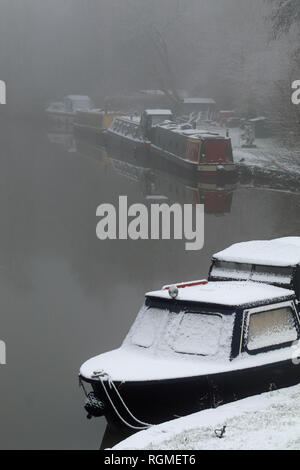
[79,273,300,431]
[147,169,235,215]
[47,130,77,153]
[105,109,237,182]
[75,138,236,215]
[75,138,146,181]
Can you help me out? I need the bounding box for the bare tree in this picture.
[268,0,300,38]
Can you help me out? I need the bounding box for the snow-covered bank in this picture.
[204,125,300,174]
[113,384,300,450]
[200,124,300,191]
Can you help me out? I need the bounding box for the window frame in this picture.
[240,300,300,356]
[210,259,295,288]
[171,311,224,357]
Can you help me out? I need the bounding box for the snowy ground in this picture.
[112,384,300,450]
[204,124,300,178]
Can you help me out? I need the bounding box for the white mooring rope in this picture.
[94,372,153,431]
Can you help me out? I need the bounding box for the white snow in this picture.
[131,307,167,348]
[191,124,300,178]
[183,98,216,105]
[173,313,222,355]
[147,281,293,306]
[112,384,300,450]
[145,109,173,116]
[80,336,298,382]
[158,123,227,140]
[214,238,300,267]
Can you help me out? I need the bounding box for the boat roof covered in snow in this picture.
[146,281,293,307]
[144,109,173,116]
[157,123,229,140]
[183,98,216,105]
[213,238,300,267]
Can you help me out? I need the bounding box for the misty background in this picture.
[0,0,299,136]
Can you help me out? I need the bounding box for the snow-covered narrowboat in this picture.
[209,237,300,300]
[150,123,236,182]
[79,279,300,431]
[105,109,236,181]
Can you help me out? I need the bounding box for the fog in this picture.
[0,0,295,117]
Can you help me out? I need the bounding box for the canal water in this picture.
[0,120,299,449]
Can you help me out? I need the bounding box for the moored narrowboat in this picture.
[104,109,174,158]
[79,278,300,431]
[105,109,236,181]
[73,109,123,141]
[150,122,236,182]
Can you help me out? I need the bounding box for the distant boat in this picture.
[45,95,93,126]
[73,109,124,141]
[105,109,236,181]
[105,109,173,158]
[150,122,236,182]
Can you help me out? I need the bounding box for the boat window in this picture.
[172,313,222,356]
[247,306,298,352]
[131,307,167,348]
[211,261,293,286]
[251,265,293,285]
[211,260,252,281]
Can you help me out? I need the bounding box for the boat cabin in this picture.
[63,95,93,114]
[140,109,174,139]
[151,123,233,165]
[81,281,299,382]
[108,109,174,143]
[209,238,300,300]
[139,281,299,361]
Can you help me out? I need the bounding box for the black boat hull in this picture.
[81,358,300,431]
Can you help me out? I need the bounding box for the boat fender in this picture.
[85,392,105,419]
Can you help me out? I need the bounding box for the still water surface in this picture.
[0,121,299,449]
